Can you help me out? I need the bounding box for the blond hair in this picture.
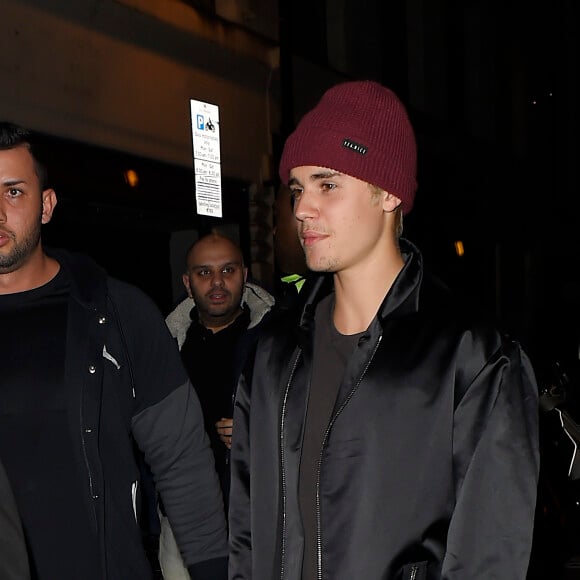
[369,184,403,238]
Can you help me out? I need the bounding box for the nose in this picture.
[212,271,225,287]
[294,189,317,223]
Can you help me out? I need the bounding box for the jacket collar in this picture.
[376,238,423,321]
[298,238,423,330]
[166,281,274,348]
[44,247,107,309]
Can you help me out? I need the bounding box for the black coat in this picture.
[45,249,228,579]
[229,239,539,580]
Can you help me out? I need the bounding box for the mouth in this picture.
[301,230,327,247]
[0,230,13,248]
[208,291,229,303]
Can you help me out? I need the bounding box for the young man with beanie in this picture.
[228,81,540,579]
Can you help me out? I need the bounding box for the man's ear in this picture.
[182,273,192,298]
[41,189,57,224]
[243,266,248,284]
[382,191,402,213]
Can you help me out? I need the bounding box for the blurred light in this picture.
[454,240,465,257]
[124,169,139,188]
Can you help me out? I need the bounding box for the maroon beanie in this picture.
[279,80,417,214]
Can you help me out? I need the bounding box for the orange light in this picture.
[454,240,465,257]
[124,169,139,188]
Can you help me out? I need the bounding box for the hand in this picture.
[216,418,233,450]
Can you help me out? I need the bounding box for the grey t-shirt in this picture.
[298,294,364,580]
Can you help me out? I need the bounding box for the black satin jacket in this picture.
[229,239,539,580]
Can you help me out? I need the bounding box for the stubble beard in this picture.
[306,252,339,273]
[0,217,42,274]
[304,241,339,273]
[194,290,237,326]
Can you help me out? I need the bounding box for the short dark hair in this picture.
[0,121,48,190]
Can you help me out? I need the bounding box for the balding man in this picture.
[159,232,274,580]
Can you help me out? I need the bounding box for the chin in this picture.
[307,257,337,273]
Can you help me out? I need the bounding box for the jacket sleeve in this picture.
[442,339,540,579]
[0,458,31,580]
[228,370,253,579]
[132,382,228,580]
[107,278,227,578]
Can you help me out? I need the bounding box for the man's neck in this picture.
[332,249,405,335]
[0,249,60,295]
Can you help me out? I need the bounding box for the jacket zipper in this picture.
[79,308,99,530]
[409,565,418,580]
[80,309,107,532]
[80,419,96,506]
[80,377,98,530]
[280,348,302,580]
[315,334,382,580]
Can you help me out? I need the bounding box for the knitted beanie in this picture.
[279,80,417,214]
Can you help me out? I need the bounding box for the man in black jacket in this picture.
[159,232,274,579]
[228,81,539,579]
[0,122,228,579]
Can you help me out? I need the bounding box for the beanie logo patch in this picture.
[342,138,368,156]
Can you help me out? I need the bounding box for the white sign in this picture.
[190,99,222,217]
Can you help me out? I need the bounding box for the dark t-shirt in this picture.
[179,306,251,508]
[0,269,99,580]
[299,294,364,580]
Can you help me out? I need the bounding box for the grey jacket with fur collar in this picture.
[166,282,275,349]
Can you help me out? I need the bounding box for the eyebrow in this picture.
[288,170,344,187]
[1,179,27,187]
[190,260,242,270]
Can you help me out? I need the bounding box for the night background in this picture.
[2,0,579,576]
[28,0,577,376]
